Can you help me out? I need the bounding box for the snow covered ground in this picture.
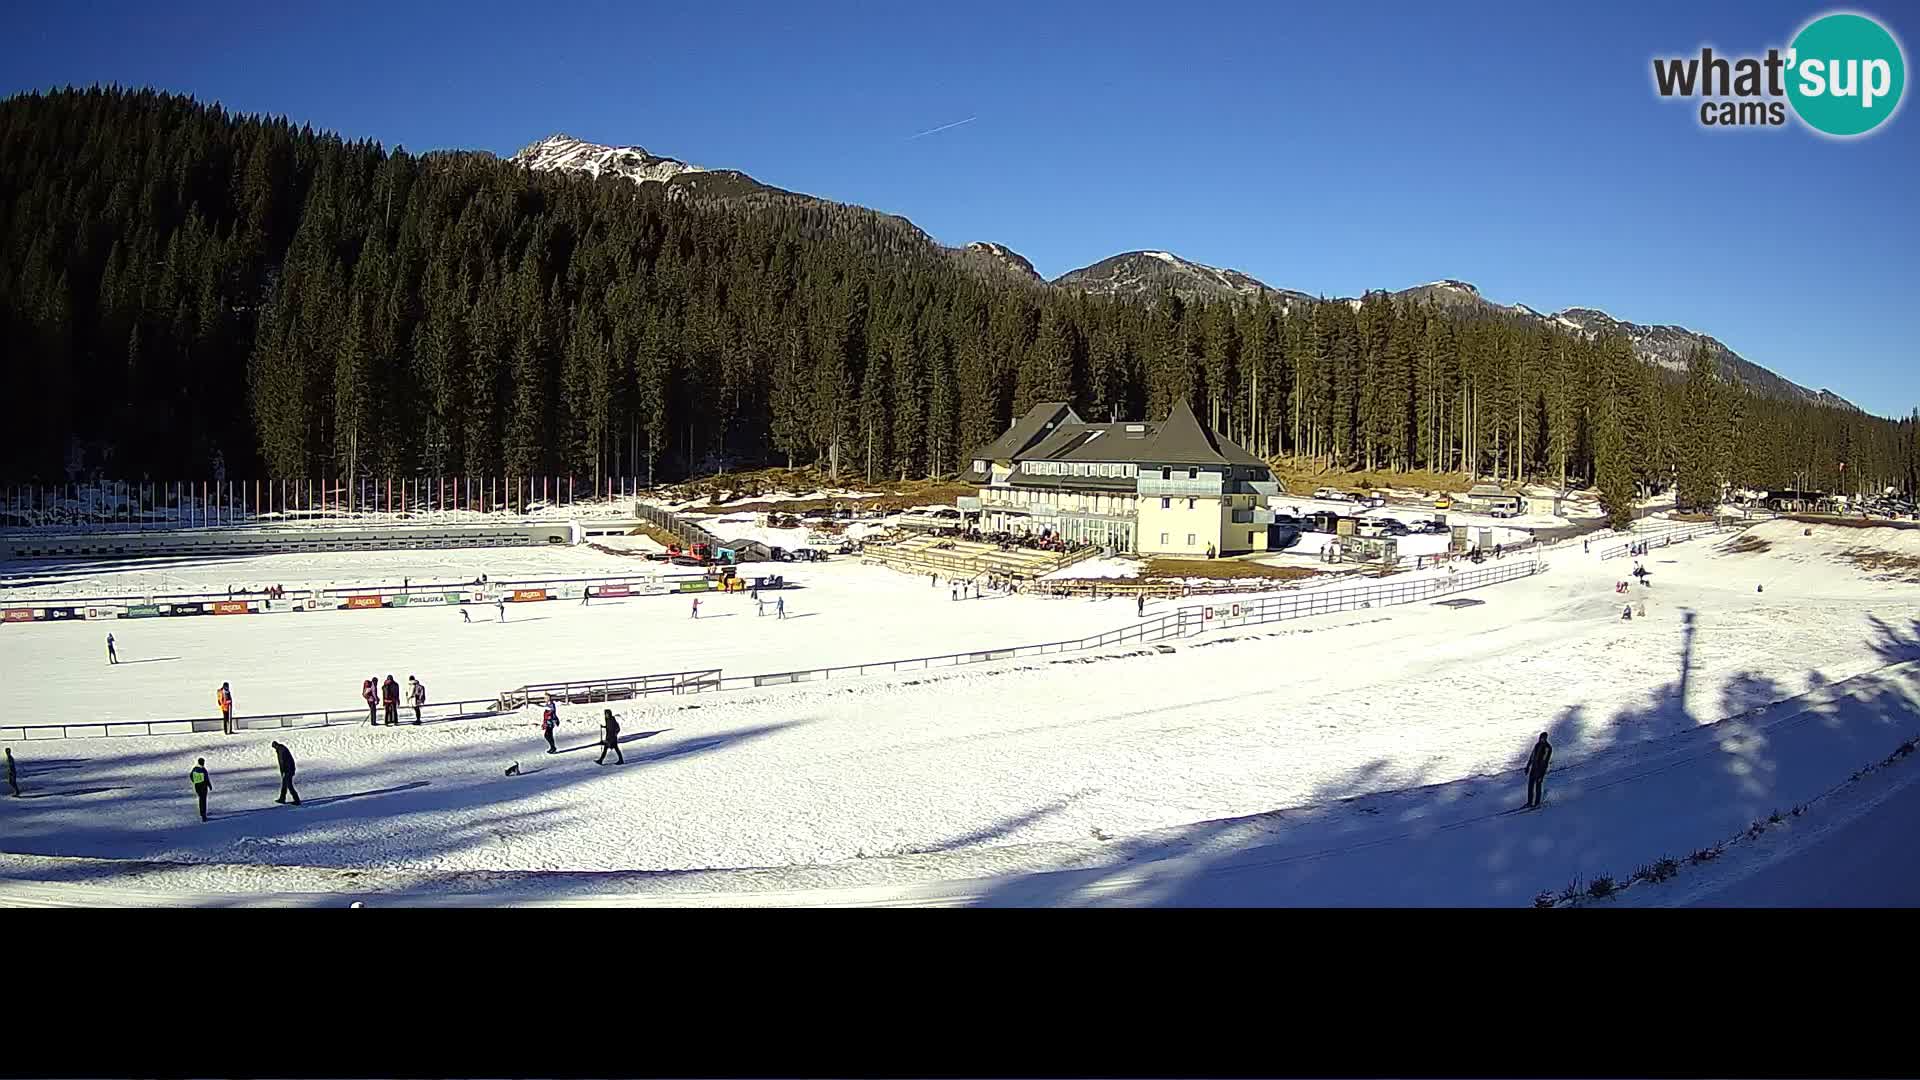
[0,547,1294,722]
[2,518,1917,905]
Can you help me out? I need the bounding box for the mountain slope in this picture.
[1376,280,1850,409]
[513,133,1849,410]
[1552,307,1853,409]
[1052,250,1313,305]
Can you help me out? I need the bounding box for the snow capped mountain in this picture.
[510,133,710,185]
[1052,250,1313,305]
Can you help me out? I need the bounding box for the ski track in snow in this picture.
[1,517,1916,902]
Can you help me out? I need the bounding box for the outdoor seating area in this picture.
[861,533,1092,581]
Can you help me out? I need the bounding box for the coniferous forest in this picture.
[4,88,1916,513]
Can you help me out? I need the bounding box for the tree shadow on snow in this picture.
[962,606,1920,907]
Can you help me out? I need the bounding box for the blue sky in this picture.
[5,0,1916,416]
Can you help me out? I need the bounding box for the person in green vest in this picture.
[190,758,213,821]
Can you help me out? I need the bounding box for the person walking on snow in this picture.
[776,597,786,619]
[496,599,507,623]
[6,747,18,797]
[216,683,234,735]
[1524,733,1553,809]
[1137,595,1145,618]
[382,675,400,726]
[190,758,212,821]
[363,678,379,725]
[408,676,426,724]
[596,710,623,765]
[540,701,559,754]
[690,597,700,619]
[107,633,118,665]
[756,597,765,617]
[462,607,471,624]
[271,741,300,805]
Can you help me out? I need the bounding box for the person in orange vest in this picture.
[216,683,234,735]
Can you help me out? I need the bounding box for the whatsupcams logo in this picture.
[1652,11,1906,136]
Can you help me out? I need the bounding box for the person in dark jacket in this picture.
[1525,733,1553,809]
[540,702,559,754]
[190,758,212,821]
[382,675,400,725]
[596,709,623,765]
[6,747,18,797]
[271,741,300,805]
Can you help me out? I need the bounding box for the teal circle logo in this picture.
[1787,13,1906,136]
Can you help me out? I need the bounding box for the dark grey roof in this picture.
[973,402,1079,462]
[1138,399,1267,467]
[969,399,1267,472]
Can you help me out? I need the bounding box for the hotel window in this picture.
[1187,533,1197,546]
[1159,532,1169,545]
[1189,468,1198,480]
[1161,468,1171,480]
[1187,498,1195,510]
[1160,497,1170,509]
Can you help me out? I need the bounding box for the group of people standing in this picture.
[362,675,428,726]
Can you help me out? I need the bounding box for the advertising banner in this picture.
[45,607,81,621]
[170,603,206,616]
[511,589,547,602]
[346,595,384,609]
[2,608,36,623]
[394,593,455,607]
[679,580,709,593]
[85,607,121,621]
[594,584,630,598]
[126,604,163,618]
[638,581,672,597]
[212,601,250,615]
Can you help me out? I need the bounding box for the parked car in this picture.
[1434,496,1453,510]
[1381,519,1411,536]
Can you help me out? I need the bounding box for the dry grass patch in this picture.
[626,522,683,548]
[1724,535,1772,554]
[658,466,972,515]
[1265,457,1474,497]
[1841,551,1920,581]
[1145,558,1322,582]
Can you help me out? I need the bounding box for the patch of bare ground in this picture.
[658,467,971,514]
[1840,551,1920,581]
[1144,558,1323,582]
[1785,513,1920,531]
[1724,534,1772,554]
